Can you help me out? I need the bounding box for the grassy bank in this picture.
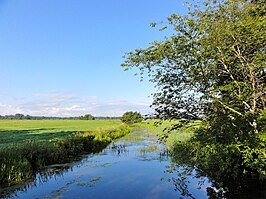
[0,120,131,186]
[140,120,201,149]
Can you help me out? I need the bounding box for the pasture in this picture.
[0,120,123,149]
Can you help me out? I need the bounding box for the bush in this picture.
[121,111,143,124]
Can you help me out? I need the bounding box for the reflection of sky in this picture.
[11,130,210,199]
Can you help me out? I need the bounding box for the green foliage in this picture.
[122,0,266,195]
[123,0,266,123]
[121,111,143,124]
[171,134,266,198]
[78,114,95,120]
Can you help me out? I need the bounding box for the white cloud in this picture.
[0,103,23,115]
[0,92,153,117]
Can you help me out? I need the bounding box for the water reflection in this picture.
[1,129,210,199]
[164,161,266,199]
[108,143,129,156]
[0,164,73,198]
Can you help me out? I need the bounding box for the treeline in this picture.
[0,113,118,120]
[95,116,121,120]
[0,114,121,120]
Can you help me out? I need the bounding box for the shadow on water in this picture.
[159,150,266,199]
[163,163,266,199]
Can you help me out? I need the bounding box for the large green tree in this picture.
[123,0,265,135]
[122,0,266,197]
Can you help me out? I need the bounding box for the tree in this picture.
[123,0,265,131]
[83,114,95,120]
[122,0,266,196]
[121,111,143,124]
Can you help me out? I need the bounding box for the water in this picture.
[2,129,210,199]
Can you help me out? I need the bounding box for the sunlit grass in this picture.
[120,128,154,142]
[140,119,201,148]
[0,120,131,185]
[0,120,122,148]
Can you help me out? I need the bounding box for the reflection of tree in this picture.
[167,142,266,199]
[163,163,208,199]
[109,143,129,156]
[171,168,196,199]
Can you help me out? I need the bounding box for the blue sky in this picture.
[0,0,187,116]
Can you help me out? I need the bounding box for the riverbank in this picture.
[0,120,131,186]
[138,120,200,148]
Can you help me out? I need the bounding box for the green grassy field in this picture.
[0,120,123,148]
[0,120,131,185]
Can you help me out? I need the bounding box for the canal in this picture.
[2,129,209,199]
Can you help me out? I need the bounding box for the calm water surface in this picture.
[4,129,210,199]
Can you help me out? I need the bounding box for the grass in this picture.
[140,119,201,148]
[0,120,131,186]
[0,120,121,131]
[0,120,122,149]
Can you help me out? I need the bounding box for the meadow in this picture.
[0,120,125,149]
[0,120,131,186]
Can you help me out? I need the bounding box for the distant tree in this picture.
[83,114,95,120]
[121,111,143,124]
[14,114,24,120]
